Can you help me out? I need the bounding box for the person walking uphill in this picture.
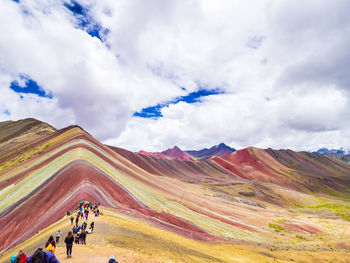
[26,248,60,263]
[79,229,87,245]
[55,231,61,243]
[45,236,56,254]
[64,231,74,258]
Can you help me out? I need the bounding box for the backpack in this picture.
[46,243,55,254]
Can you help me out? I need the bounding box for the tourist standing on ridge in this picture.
[70,216,74,225]
[45,236,56,254]
[64,231,74,258]
[55,230,61,243]
[26,248,59,263]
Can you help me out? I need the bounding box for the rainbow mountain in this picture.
[1,118,350,262]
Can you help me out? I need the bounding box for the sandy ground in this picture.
[1,209,350,263]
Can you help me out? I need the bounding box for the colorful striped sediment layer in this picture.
[1,126,350,253]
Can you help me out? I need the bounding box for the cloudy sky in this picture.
[1,0,350,152]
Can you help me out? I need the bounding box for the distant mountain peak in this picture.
[137,146,193,161]
[314,147,350,163]
[161,146,193,161]
[185,143,236,159]
[316,148,347,155]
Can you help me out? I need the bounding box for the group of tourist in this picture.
[9,201,116,263]
[11,250,118,263]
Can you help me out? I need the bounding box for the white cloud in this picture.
[1,0,350,151]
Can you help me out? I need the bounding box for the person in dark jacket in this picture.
[64,231,74,258]
[79,230,86,245]
[26,248,59,263]
[108,255,118,263]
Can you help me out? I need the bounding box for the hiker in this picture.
[85,212,88,221]
[45,236,56,254]
[45,236,56,248]
[82,222,87,230]
[26,248,59,263]
[75,216,79,225]
[72,224,79,235]
[108,255,119,263]
[55,230,61,243]
[64,231,74,258]
[70,216,74,225]
[90,221,94,231]
[74,234,79,244]
[79,230,86,245]
[10,250,27,263]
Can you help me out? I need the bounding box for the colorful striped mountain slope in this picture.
[1,119,350,262]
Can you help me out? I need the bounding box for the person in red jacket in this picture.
[10,250,27,263]
[17,251,27,263]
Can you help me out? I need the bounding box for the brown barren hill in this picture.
[0,118,56,164]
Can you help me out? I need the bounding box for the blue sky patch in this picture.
[64,1,84,15]
[3,109,10,116]
[10,75,52,99]
[134,88,224,118]
[134,105,163,118]
[64,1,108,42]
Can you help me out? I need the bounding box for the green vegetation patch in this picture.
[268,223,285,233]
[288,161,299,170]
[0,143,50,173]
[320,186,350,201]
[304,203,350,221]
